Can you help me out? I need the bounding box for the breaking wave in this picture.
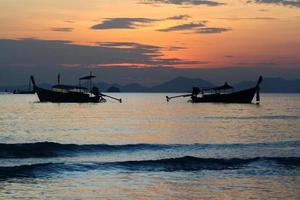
[0,156,299,179]
[0,141,299,158]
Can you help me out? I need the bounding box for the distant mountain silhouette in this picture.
[0,83,52,92]
[95,76,213,92]
[94,81,116,92]
[106,86,121,93]
[93,81,148,92]
[149,76,214,92]
[121,83,149,92]
[1,77,300,93]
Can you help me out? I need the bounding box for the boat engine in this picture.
[91,86,100,96]
[192,87,200,96]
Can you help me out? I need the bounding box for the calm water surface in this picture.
[0,93,299,199]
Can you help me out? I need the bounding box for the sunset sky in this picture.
[0,0,300,85]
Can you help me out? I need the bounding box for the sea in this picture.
[0,93,299,200]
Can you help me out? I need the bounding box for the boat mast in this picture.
[256,76,263,104]
[79,72,96,93]
[57,73,61,85]
[89,71,92,91]
[28,78,32,91]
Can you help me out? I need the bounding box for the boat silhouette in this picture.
[31,73,122,103]
[166,76,263,104]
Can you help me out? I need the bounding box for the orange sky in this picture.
[0,0,300,68]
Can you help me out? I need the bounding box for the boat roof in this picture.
[213,82,233,90]
[52,85,87,90]
[79,75,96,80]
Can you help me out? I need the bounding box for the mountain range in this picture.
[1,77,300,93]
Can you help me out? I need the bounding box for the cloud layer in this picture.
[0,38,202,67]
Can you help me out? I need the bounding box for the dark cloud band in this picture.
[0,38,202,67]
[196,27,230,34]
[250,0,300,7]
[157,21,230,34]
[91,15,190,30]
[140,0,225,6]
[50,27,73,32]
[157,22,206,32]
[91,18,158,30]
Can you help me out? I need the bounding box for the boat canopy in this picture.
[79,75,96,80]
[213,82,233,91]
[52,85,87,90]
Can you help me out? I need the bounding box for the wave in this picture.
[0,156,299,179]
[204,115,300,120]
[0,141,299,159]
[0,142,173,158]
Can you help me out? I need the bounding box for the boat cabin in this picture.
[52,85,88,93]
[51,72,97,95]
[197,82,234,96]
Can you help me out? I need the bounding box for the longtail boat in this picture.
[166,76,263,104]
[30,73,122,103]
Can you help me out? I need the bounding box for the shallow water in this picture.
[0,93,299,199]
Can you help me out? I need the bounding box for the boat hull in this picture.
[191,87,257,103]
[35,87,100,103]
[13,91,35,94]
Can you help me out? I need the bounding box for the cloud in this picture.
[97,42,162,57]
[91,15,190,30]
[258,9,269,11]
[140,0,225,6]
[165,46,187,51]
[166,15,191,20]
[249,0,300,7]
[0,38,203,67]
[64,20,74,23]
[91,17,230,34]
[50,27,73,32]
[91,18,158,30]
[195,27,231,34]
[157,22,206,32]
[157,21,230,34]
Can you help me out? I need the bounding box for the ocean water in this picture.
[0,93,299,199]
